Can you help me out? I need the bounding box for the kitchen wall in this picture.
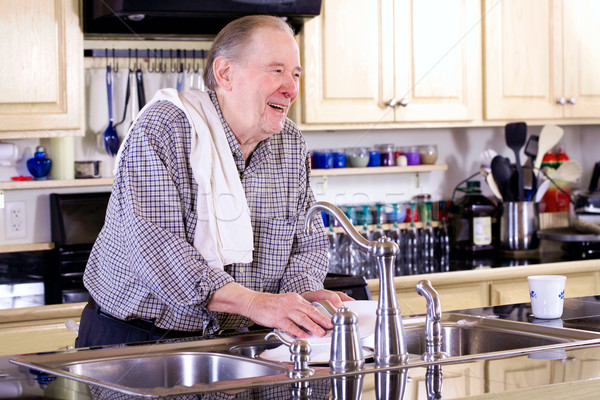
[1,119,597,245]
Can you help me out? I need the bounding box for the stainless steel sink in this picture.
[59,351,288,389]
[10,313,600,397]
[403,313,600,358]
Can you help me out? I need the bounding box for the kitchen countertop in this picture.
[3,296,600,399]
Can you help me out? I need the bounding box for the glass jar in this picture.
[403,146,421,165]
[419,145,438,165]
[377,144,396,166]
[367,148,381,167]
[346,147,370,168]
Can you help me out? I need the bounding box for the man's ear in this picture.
[213,56,233,91]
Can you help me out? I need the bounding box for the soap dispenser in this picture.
[27,146,52,179]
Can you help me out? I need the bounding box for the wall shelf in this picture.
[311,164,447,177]
[0,178,113,190]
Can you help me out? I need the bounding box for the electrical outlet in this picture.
[5,201,27,239]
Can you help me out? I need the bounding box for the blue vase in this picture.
[27,146,52,179]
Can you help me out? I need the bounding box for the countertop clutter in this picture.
[3,296,600,399]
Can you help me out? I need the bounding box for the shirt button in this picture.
[239,267,245,273]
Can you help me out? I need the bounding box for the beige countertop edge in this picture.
[367,258,600,292]
[0,302,85,324]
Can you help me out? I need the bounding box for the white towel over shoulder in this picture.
[115,89,254,269]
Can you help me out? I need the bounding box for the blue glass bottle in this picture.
[27,146,52,179]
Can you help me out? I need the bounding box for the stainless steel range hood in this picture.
[83,0,322,37]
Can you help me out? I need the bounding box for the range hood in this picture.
[83,0,322,36]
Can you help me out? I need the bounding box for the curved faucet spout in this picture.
[305,201,407,367]
[305,201,370,252]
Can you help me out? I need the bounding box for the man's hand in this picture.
[207,283,338,339]
[300,289,354,309]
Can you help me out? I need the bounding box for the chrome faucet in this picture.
[305,201,408,367]
[416,280,447,361]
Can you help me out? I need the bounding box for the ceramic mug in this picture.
[528,275,566,319]
[74,161,102,179]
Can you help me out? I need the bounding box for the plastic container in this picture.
[377,144,396,166]
[312,150,334,169]
[332,149,347,168]
[448,181,496,254]
[367,149,381,167]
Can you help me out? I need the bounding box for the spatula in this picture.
[505,122,527,201]
[534,124,564,171]
[492,155,514,202]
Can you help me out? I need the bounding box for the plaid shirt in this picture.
[84,91,328,335]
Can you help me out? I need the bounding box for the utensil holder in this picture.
[499,201,539,250]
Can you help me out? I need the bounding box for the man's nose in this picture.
[281,74,299,99]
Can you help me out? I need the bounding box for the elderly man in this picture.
[76,15,351,347]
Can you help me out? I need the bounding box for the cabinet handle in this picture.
[557,97,566,105]
[568,97,576,105]
[387,98,409,108]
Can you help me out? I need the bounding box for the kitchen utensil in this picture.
[535,178,551,203]
[103,65,120,156]
[523,135,539,192]
[482,168,503,201]
[136,68,146,108]
[492,155,514,201]
[479,148,498,174]
[588,161,600,192]
[534,160,581,203]
[114,68,132,130]
[505,122,527,201]
[534,124,564,172]
[552,160,582,183]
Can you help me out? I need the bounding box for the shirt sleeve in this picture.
[279,147,329,294]
[90,101,234,328]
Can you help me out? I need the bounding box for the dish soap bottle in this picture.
[27,146,52,179]
[448,181,496,255]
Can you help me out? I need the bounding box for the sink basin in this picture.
[10,313,600,397]
[59,351,288,389]
[403,313,600,358]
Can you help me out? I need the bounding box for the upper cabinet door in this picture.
[483,0,600,121]
[562,0,600,118]
[298,0,481,126]
[0,0,83,136]
[394,0,481,122]
[483,0,562,120]
[299,0,395,124]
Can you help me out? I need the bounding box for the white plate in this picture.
[260,300,377,363]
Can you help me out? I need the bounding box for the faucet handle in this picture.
[330,306,365,373]
[265,332,315,378]
[311,300,337,318]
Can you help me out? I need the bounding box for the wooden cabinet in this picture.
[483,0,600,121]
[484,356,557,393]
[297,0,481,125]
[0,0,83,138]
